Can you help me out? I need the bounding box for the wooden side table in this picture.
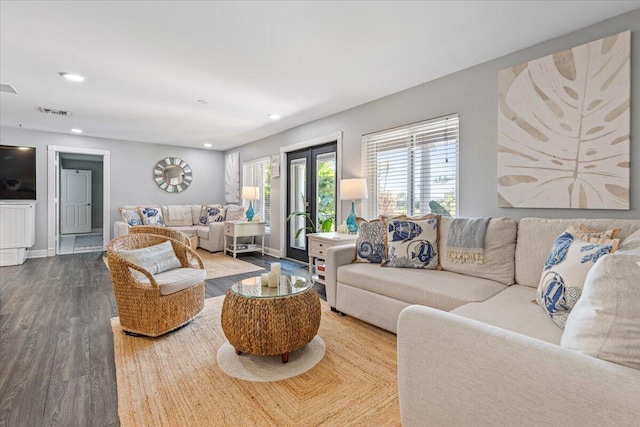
[224,221,266,258]
[307,232,358,285]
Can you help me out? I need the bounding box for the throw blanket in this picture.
[166,205,186,223]
[446,217,490,264]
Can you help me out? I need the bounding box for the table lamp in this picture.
[241,186,260,221]
[340,178,368,233]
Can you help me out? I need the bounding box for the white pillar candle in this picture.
[271,262,281,276]
[268,271,278,288]
[261,273,269,287]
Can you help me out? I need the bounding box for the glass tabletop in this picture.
[230,275,312,298]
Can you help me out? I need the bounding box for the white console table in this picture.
[0,202,36,266]
[307,232,358,285]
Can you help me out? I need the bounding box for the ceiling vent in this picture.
[38,107,71,116]
[0,84,18,94]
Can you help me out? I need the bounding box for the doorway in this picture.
[286,142,337,262]
[47,146,111,256]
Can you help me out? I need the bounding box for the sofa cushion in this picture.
[118,240,181,281]
[440,217,517,286]
[161,205,193,226]
[515,218,640,288]
[138,206,165,226]
[119,207,143,226]
[561,233,640,369]
[225,204,246,221]
[451,285,562,345]
[194,225,210,240]
[140,267,206,296]
[536,228,618,328]
[382,216,440,269]
[337,263,506,312]
[354,218,386,263]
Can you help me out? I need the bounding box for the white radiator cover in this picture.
[0,202,36,266]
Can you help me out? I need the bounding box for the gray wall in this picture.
[0,126,225,252]
[229,10,640,252]
[60,157,104,229]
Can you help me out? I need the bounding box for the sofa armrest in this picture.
[325,243,355,308]
[397,305,640,426]
[114,221,130,238]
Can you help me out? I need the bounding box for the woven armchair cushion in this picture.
[118,240,182,280]
[140,268,206,296]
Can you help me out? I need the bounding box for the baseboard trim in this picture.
[27,249,49,259]
[265,247,281,258]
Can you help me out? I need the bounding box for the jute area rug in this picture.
[104,249,264,279]
[111,296,400,426]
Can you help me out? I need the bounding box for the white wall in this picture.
[0,127,225,252]
[229,10,640,252]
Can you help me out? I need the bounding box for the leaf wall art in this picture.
[497,31,630,209]
[225,151,240,203]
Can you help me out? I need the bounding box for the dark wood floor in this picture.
[0,251,309,427]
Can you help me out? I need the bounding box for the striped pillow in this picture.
[118,240,181,281]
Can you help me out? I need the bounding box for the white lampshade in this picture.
[340,178,368,201]
[241,186,260,200]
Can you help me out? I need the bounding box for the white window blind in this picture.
[242,157,271,230]
[362,114,458,218]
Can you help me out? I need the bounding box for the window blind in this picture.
[242,157,271,229]
[362,114,458,218]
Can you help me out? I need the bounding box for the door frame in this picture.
[279,131,343,261]
[47,145,111,256]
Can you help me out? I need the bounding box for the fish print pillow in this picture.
[354,218,386,264]
[536,228,620,328]
[137,206,165,226]
[382,215,440,269]
[199,204,226,224]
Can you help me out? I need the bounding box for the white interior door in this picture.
[61,169,92,234]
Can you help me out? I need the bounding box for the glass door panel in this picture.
[290,158,307,250]
[316,152,336,232]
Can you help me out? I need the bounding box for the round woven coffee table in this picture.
[221,275,321,363]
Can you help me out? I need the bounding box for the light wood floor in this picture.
[0,251,309,426]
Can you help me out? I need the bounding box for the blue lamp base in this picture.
[346,200,358,233]
[246,201,255,221]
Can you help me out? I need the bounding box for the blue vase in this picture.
[246,201,255,221]
[346,200,358,233]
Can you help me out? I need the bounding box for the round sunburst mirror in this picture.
[153,157,193,193]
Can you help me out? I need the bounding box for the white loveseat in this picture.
[114,204,245,252]
[325,217,640,425]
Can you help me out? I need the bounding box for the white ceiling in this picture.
[1,1,639,151]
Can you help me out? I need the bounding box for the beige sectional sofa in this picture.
[114,204,244,252]
[325,217,640,425]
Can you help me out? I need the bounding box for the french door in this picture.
[286,142,337,262]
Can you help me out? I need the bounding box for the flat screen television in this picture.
[0,145,37,200]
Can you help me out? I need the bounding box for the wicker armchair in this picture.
[129,225,200,267]
[130,225,192,247]
[107,234,205,337]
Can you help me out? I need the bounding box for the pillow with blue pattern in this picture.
[119,208,143,226]
[137,206,165,226]
[382,215,440,269]
[536,226,620,328]
[199,204,225,224]
[354,218,386,264]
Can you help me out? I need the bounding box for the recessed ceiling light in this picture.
[268,113,281,120]
[59,72,85,82]
[70,128,83,134]
[197,99,208,104]
[204,143,212,148]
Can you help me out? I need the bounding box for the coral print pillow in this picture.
[536,228,620,328]
[354,218,386,264]
[199,204,225,224]
[382,215,440,269]
[119,208,143,226]
[137,206,165,226]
